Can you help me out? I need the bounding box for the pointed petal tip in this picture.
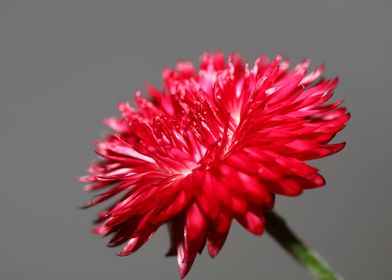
[207,247,219,258]
[179,263,191,279]
[312,174,326,187]
[79,175,94,183]
[82,184,95,192]
[333,142,346,154]
[332,76,340,87]
[90,226,110,235]
[116,252,130,257]
[79,202,92,209]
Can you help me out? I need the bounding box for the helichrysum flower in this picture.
[81,52,350,278]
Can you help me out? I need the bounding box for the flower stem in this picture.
[265,211,344,280]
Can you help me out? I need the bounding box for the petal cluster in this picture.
[81,52,349,277]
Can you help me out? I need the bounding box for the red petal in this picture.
[179,203,207,278]
[207,211,232,257]
[236,210,265,235]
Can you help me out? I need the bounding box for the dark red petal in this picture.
[179,203,207,278]
[236,210,265,235]
[207,211,232,257]
[118,211,158,256]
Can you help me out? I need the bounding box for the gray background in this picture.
[0,1,391,279]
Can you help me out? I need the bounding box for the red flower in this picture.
[81,52,349,278]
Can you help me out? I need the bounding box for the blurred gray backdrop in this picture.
[0,1,391,279]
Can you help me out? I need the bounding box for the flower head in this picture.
[81,52,349,278]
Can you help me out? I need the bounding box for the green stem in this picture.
[265,211,344,280]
